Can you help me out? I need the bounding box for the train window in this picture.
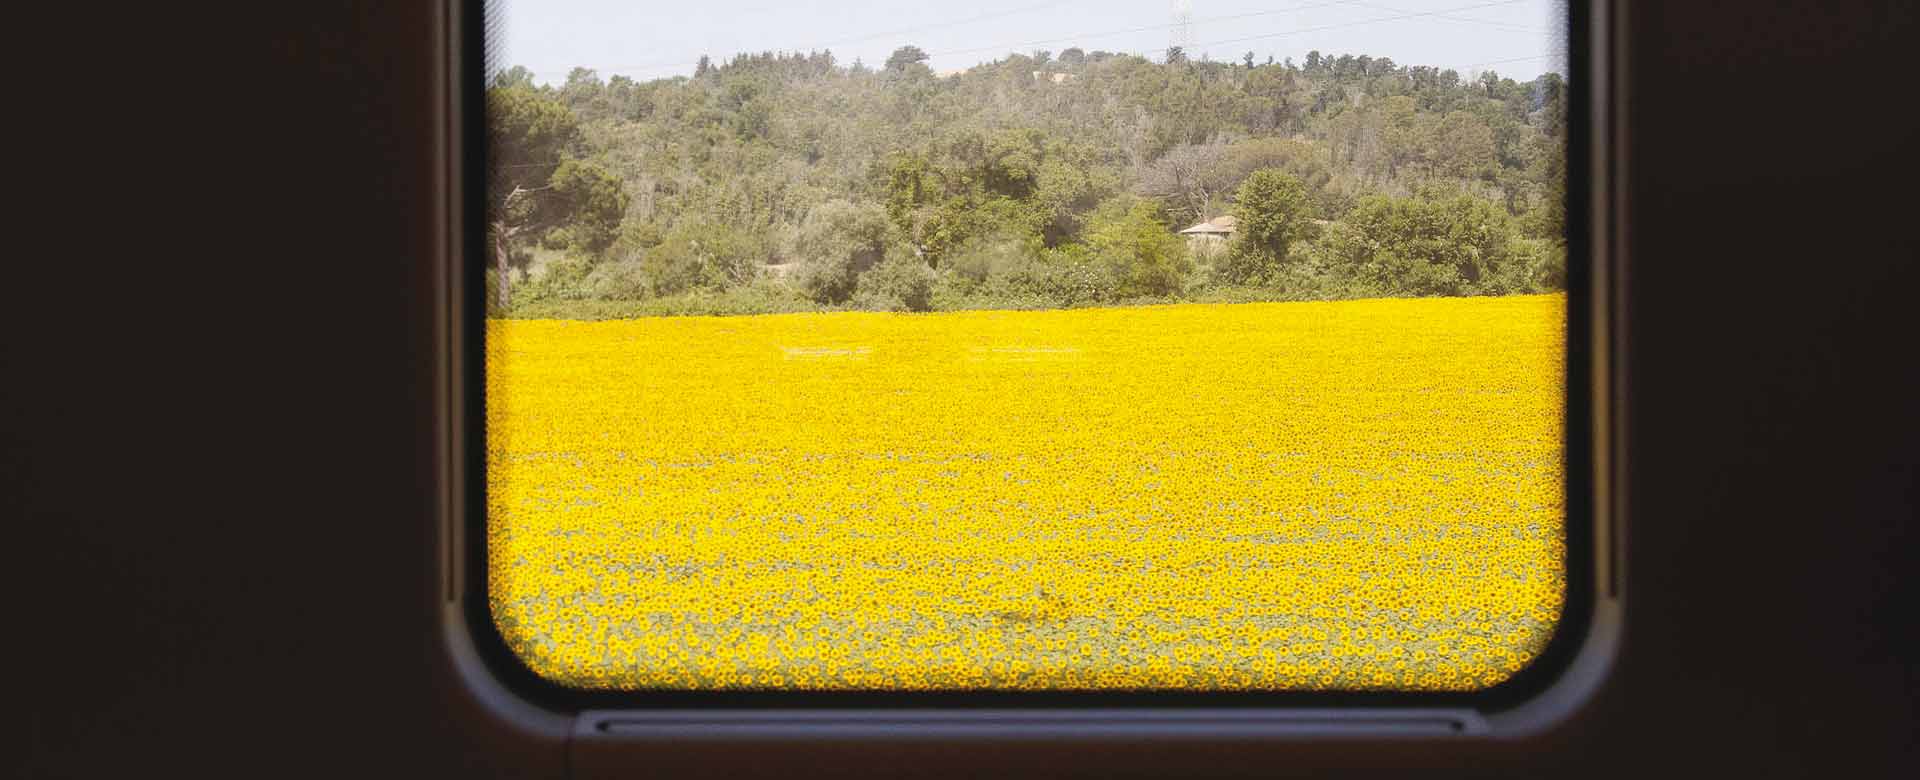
[459,0,1610,711]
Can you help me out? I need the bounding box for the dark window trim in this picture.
[438,0,1621,730]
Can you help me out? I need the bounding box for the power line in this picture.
[949,0,1539,65]
[927,0,1373,59]
[528,0,1088,78]
[1198,0,1532,48]
[524,0,1549,82]
[817,0,1084,50]
[1456,52,1564,73]
[1350,1,1545,33]
[532,0,1376,79]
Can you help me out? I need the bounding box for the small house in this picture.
[1178,215,1237,250]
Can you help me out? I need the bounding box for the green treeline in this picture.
[489,47,1568,317]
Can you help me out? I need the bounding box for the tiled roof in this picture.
[1179,215,1237,234]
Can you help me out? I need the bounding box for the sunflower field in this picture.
[486,294,1566,691]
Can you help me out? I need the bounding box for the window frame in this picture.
[436,0,1623,738]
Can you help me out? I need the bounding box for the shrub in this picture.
[795,200,891,304]
[1086,198,1191,298]
[1523,239,1568,291]
[483,269,503,317]
[1315,191,1532,297]
[643,219,766,295]
[506,278,821,319]
[584,259,652,300]
[853,248,937,312]
[944,230,1042,287]
[1220,169,1310,284]
[1009,253,1121,307]
[515,253,598,302]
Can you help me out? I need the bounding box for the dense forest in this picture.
[487,45,1568,317]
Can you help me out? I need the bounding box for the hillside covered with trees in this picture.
[488,45,1568,317]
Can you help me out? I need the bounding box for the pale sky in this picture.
[501,0,1566,85]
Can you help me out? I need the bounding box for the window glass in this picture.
[485,0,1571,691]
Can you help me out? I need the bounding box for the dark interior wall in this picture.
[14,2,1915,777]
